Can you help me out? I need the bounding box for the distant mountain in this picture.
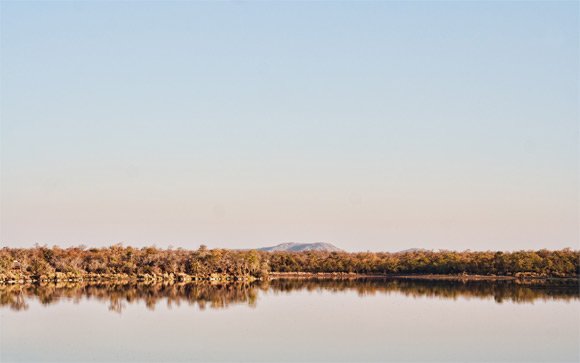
[398,248,429,253]
[258,242,344,252]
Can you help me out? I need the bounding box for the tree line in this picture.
[0,245,578,283]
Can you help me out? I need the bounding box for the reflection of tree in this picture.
[269,278,580,304]
[0,286,29,311]
[1,278,578,313]
[0,281,261,313]
[108,296,125,313]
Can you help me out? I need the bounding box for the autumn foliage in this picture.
[0,245,578,283]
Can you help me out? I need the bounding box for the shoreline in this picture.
[267,272,578,281]
[2,272,577,285]
[0,272,258,285]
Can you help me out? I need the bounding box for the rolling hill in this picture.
[258,242,343,252]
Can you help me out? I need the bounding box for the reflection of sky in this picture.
[1,2,578,251]
[2,288,579,362]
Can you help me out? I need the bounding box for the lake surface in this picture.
[1,278,579,362]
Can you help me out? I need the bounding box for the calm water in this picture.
[1,278,579,362]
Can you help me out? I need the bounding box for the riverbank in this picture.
[2,271,577,284]
[3,246,578,284]
[0,272,258,284]
[268,272,578,281]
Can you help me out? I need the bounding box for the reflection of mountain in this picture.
[1,278,578,313]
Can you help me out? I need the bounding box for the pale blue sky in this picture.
[1,1,578,251]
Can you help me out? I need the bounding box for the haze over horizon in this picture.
[1,2,578,252]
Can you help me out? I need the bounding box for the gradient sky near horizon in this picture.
[1,1,578,252]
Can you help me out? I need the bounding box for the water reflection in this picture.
[1,278,578,313]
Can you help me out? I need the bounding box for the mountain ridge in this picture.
[258,242,344,252]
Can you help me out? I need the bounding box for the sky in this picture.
[0,1,578,252]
